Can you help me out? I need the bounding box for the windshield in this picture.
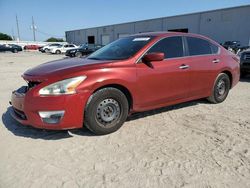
[88,36,154,60]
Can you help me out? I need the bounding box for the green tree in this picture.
[45,37,64,42]
[0,32,13,40]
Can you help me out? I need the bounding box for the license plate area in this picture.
[11,86,27,111]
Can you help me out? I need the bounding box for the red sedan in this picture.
[24,44,41,50]
[10,32,240,135]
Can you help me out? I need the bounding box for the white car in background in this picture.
[50,44,78,54]
[40,43,61,53]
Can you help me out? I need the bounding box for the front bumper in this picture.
[10,86,91,130]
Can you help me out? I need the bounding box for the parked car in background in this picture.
[65,44,103,57]
[38,46,44,51]
[39,43,61,53]
[222,41,241,53]
[24,44,41,50]
[9,44,23,50]
[50,44,78,54]
[10,32,240,135]
[239,49,250,77]
[0,44,22,53]
[236,46,250,55]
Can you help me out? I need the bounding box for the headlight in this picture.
[39,76,87,96]
[70,50,76,53]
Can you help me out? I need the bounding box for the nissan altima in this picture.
[10,32,240,135]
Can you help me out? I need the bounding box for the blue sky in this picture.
[0,0,250,41]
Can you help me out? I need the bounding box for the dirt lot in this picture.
[0,51,250,188]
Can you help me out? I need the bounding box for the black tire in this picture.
[45,48,49,53]
[75,52,82,58]
[84,88,129,135]
[56,50,61,54]
[207,73,230,104]
[12,49,18,53]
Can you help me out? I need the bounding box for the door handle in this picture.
[179,64,190,69]
[212,59,220,63]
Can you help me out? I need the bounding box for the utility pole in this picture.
[31,16,36,41]
[11,28,15,40]
[16,15,20,41]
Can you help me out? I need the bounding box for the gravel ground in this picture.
[0,51,250,188]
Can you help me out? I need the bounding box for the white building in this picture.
[65,5,250,46]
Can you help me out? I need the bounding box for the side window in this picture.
[186,37,212,56]
[69,45,75,47]
[148,36,184,59]
[210,43,219,54]
[64,45,69,48]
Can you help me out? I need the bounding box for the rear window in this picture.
[187,37,212,56]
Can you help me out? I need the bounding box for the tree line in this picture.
[0,32,64,42]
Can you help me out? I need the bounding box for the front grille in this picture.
[27,81,41,90]
[244,53,250,60]
[13,108,27,120]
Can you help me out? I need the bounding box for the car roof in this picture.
[128,31,217,44]
[129,31,209,39]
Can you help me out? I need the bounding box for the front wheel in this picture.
[84,88,129,135]
[207,73,230,104]
[75,52,82,58]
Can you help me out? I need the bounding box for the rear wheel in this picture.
[45,48,49,53]
[84,88,129,135]
[207,73,230,104]
[56,50,61,54]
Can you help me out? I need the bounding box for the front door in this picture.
[135,36,190,110]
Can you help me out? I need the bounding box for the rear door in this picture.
[184,36,220,98]
[136,36,190,109]
[67,44,75,51]
[62,44,69,53]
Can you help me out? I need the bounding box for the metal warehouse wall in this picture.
[65,5,250,46]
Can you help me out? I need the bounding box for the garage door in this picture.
[118,33,130,38]
[101,35,110,45]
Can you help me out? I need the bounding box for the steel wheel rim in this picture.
[96,98,120,127]
[216,79,226,97]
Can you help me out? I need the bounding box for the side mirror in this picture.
[143,52,164,62]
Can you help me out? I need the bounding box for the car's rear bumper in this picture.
[10,87,91,130]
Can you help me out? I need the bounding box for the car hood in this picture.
[23,58,114,80]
